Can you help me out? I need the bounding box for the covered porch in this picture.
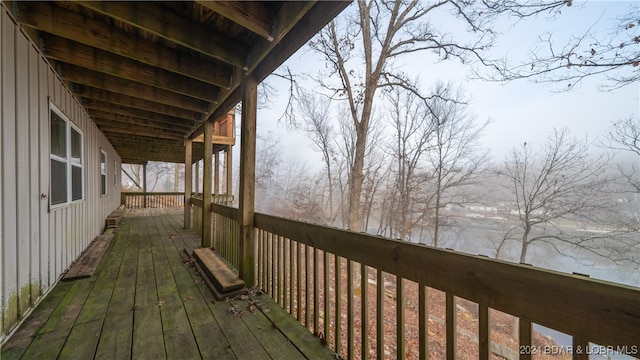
[1,208,333,360]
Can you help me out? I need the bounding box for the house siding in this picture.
[0,6,121,342]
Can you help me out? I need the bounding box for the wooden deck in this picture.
[1,208,335,360]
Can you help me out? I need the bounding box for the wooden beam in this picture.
[197,1,275,42]
[77,1,246,68]
[238,75,257,286]
[93,121,184,140]
[75,87,201,122]
[202,119,213,248]
[83,104,195,130]
[17,2,232,85]
[185,139,193,229]
[225,145,232,196]
[60,63,209,113]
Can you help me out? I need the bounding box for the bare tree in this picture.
[385,87,435,240]
[423,82,490,246]
[307,0,568,230]
[298,90,338,224]
[484,4,640,90]
[496,128,628,264]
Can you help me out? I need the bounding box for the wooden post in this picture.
[143,162,147,208]
[195,160,200,196]
[184,138,192,229]
[239,75,257,286]
[225,145,232,205]
[202,119,213,248]
[214,149,220,201]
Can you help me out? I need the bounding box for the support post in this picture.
[225,145,232,205]
[184,138,192,229]
[195,160,200,196]
[202,119,213,248]
[143,162,147,208]
[239,75,257,286]
[214,149,220,202]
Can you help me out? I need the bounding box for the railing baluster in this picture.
[296,241,302,322]
[279,235,284,305]
[419,284,428,360]
[446,293,456,360]
[361,264,369,360]
[289,238,294,314]
[324,250,330,346]
[335,255,342,354]
[572,338,589,360]
[270,232,275,299]
[347,260,354,360]
[397,276,405,360]
[305,245,311,328]
[377,269,384,360]
[479,303,489,360]
[519,318,532,360]
[257,229,263,290]
[313,247,319,333]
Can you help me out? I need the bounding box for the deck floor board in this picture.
[1,208,333,360]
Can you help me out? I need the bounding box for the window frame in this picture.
[50,103,84,209]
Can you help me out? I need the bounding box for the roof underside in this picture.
[12,0,349,163]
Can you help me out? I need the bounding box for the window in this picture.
[113,160,117,187]
[100,150,107,196]
[50,105,83,206]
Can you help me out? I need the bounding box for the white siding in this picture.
[0,5,122,342]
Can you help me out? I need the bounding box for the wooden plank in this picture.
[258,293,337,359]
[202,119,213,247]
[229,295,306,360]
[16,21,32,323]
[238,75,258,285]
[28,40,42,306]
[184,139,192,229]
[2,8,19,335]
[193,247,245,293]
[519,318,532,360]
[419,285,428,360]
[446,293,456,360]
[254,213,640,347]
[0,7,4,337]
[18,328,69,359]
[94,312,133,360]
[57,319,103,359]
[62,235,114,280]
[479,303,490,360]
[131,306,165,359]
[197,1,274,41]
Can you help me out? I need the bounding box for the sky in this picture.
[257,0,639,167]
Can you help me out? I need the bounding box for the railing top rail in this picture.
[254,212,640,347]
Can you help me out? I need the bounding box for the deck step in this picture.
[105,205,125,228]
[192,248,245,299]
[62,234,114,281]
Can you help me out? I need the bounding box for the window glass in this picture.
[51,159,67,205]
[72,165,83,201]
[100,151,107,195]
[51,112,66,158]
[71,128,81,163]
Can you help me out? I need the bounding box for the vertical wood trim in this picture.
[28,41,41,304]
[572,338,589,360]
[419,285,428,360]
[519,318,532,360]
[479,303,490,360]
[361,264,369,360]
[335,256,342,353]
[376,269,384,360]
[323,250,329,344]
[2,9,18,334]
[202,119,212,247]
[396,277,405,360]
[143,162,147,208]
[225,145,232,197]
[238,75,257,285]
[195,160,200,195]
[214,150,220,196]
[347,260,353,360]
[184,139,192,229]
[16,25,31,315]
[446,293,456,360]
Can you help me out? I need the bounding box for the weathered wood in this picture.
[18,2,230,85]
[193,247,245,293]
[254,212,640,347]
[197,1,275,41]
[238,75,258,286]
[62,235,113,281]
[184,139,192,229]
[78,1,245,67]
[76,87,201,122]
[202,119,213,247]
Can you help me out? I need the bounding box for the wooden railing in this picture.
[252,213,639,360]
[191,195,238,268]
[121,191,185,208]
[200,204,639,359]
